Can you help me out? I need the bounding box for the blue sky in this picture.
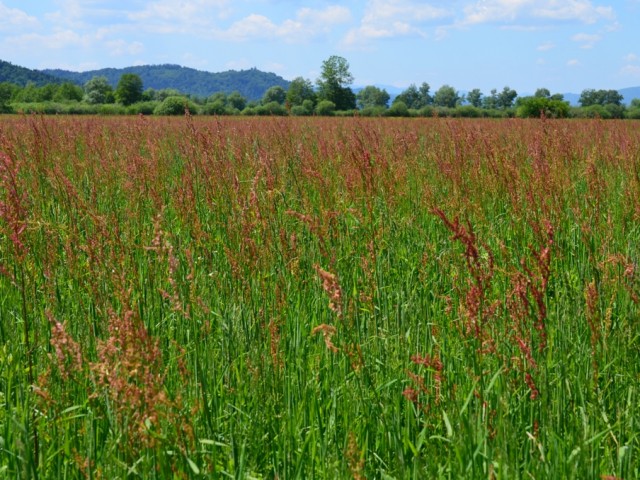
[1,0,639,94]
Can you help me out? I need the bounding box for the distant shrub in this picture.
[62,102,96,115]
[11,102,65,114]
[315,100,336,116]
[334,109,357,117]
[290,105,310,116]
[572,104,612,119]
[626,108,640,119]
[97,104,128,115]
[202,100,230,115]
[386,101,409,117]
[302,100,315,114]
[127,101,160,115]
[291,100,315,116]
[417,106,434,117]
[517,97,570,118]
[154,96,198,116]
[456,105,482,118]
[255,101,287,116]
[359,106,387,117]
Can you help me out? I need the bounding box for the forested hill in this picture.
[0,60,62,87]
[41,64,291,100]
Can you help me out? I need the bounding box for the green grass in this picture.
[0,114,638,478]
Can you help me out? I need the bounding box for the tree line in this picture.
[1,56,639,119]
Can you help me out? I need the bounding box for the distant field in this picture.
[0,115,638,478]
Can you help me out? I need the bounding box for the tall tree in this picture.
[394,82,431,109]
[0,82,16,112]
[433,85,460,108]
[466,88,483,107]
[286,77,316,107]
[84,76,114,104]
[497,86,518,109]
[227,91,247,111]
[483,89,499,109]
[356,85,390,109]
[262,86,286,105]
[316,56,356,111]
[534,88,551,98]
[54,82,84,102]
[579,89,623,107]
[115,73,143,106]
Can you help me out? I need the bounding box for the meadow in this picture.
[0,114,638,479]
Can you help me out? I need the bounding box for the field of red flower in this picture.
[1,114,638,478]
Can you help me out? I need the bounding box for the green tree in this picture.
[315,100,336,116]
[627,98,640,119]
[290,99,315,116]
[155,89,181,101]
[387,100,409,117]
[115,73,143,106]
[286,77,316,107]
[497,86,518,109]
[84,76,114,104]
[516,96,569,118]
[262,86,286,105]
[466,89,483,107]
[256,101,287,116]
[0,82,17,112]
[579,89,624,107]
[227,91,247,111]
[202,92,229,115]
[433,85,460,108]
[356,85,390,109]
[154,96,198,115]
[483,89,499,109]
[316,56,356,111]
[394,82,431,109]
[14,82,56,103]
[54,82,84,102]
[534,88,551,98]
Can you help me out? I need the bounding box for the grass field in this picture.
[0,114,639,478]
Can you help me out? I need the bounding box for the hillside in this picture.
[0,60,62,87]
[41,64,290,100]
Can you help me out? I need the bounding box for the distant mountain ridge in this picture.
[0,60,63,87]
[40,64,291,101]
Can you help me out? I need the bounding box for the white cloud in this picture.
[130,0,229,20]
[5,29,91,50]
[221,6,351,42]
[343,0,450,46]
[461,0,614,25]
[0,2,39,31]
[462,0,532,25]
[106,39,144,56]
[571,32,601,49]
[567,59,581,67]
[45,0,129,29]
[620,64,640,78]
[128,0,231,31]
[537,41,555,51]
[224,14,276,40]
[533,1,614,24]
[624,53,639,63]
